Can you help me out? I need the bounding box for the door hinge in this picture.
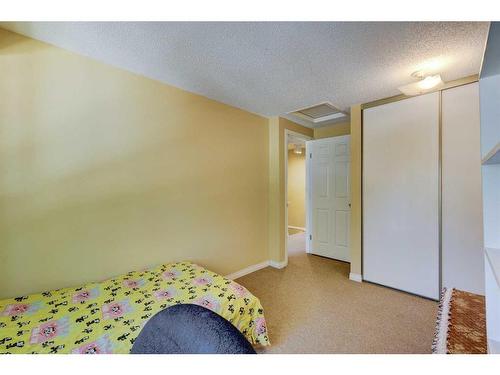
[309,234,312,240]
[309,153,312,159]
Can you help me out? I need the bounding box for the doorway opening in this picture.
[285,130,312,264]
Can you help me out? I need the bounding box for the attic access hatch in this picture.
[290,102,347,125]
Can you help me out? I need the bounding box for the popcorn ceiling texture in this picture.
[0,22,489,116]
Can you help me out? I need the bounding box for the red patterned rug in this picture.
[432,288,487,354]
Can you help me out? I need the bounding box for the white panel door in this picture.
[442,82,484,294]
[307,136,351,262]
[363,92,440,299]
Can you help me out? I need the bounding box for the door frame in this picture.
[306,135,352,258]
[284,129,313,265]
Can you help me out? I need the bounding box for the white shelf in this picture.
[482,142,500,165]
[486,247,500,287]
[489,339,500,354]
[485,247,500,354]
[480,26,500,355]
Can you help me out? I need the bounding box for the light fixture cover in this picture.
[293,144,303,154]
[398,74,444,96]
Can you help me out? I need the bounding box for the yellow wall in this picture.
[349,106,362,276]
[313,121,350,139]
[0,29,270,299]
[287,149,306,229]
[268,117,313,264]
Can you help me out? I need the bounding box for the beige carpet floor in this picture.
[236,233,438,354]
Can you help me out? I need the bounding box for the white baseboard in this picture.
[225,259,289,280]
[288,226,306,231]
[225,261,270,280]
[269,260,288,269]
[349,273,363,282]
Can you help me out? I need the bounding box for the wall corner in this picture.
[350,105,362,276]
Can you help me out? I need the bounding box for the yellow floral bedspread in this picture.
[0,262,269,353]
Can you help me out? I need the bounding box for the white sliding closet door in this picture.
[363,92,440,299]
[442,83,484,294]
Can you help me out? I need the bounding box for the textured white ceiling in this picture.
[0,22,489,121]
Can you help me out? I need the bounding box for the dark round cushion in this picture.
[131,304,256,354]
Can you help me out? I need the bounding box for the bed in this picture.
[0,261,269,354]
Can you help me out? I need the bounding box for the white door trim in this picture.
[306,135,351,260]
[285,129,313,266]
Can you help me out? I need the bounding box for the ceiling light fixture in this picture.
[398,71,444,96]
[293,144,303,155]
